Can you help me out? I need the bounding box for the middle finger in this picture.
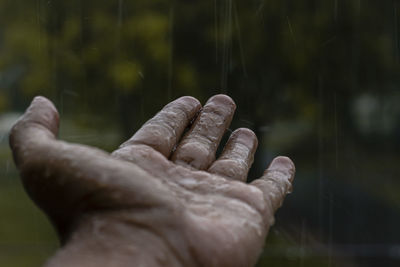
[171,94,236,170]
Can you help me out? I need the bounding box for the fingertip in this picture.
[270,156,295,168]
[176,96,202,109]
[13,96,59,138]
[9,96,60,167]
[28,96,59,135]
[31,96,58,114]
[267,156,295,182]
[206,94,236,110]
[231,128,258,148]
[32,95,50,103]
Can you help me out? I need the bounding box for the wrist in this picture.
[44,210,187,267]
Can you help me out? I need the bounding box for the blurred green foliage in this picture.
[1,0,400,266]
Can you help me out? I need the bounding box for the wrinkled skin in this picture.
[9,95,295,267]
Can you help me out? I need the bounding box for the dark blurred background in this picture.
[1,0,400,266]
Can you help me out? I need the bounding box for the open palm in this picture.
[10,95,295,267]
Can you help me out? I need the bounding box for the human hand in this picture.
[10,95,295,267]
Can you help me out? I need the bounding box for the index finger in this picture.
[114,96,201,159]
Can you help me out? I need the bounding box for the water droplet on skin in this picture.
[179,178,198,189]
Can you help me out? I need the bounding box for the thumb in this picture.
[9,96,59,167]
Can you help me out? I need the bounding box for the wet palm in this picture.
[10,95,295,267]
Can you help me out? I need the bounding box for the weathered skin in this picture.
[9,94,295,267]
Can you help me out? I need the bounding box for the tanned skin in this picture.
[9,94,295,267]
